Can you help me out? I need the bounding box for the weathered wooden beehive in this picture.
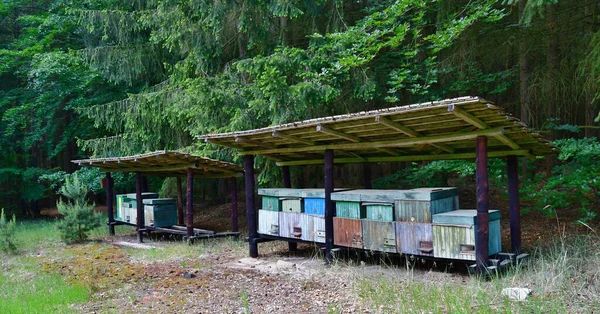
[279,212,314,241]
[333,218,363,248]
[432,209,501,261]
[362,220,397,253]
[312,216,326,243]
[365,203,394,221]
[395,222,433,256]
[143,198,177,227]
[258,210,280,236]
[259,188,303,212]
[394,188,458,223]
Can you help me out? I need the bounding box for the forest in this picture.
[1,0,599,221]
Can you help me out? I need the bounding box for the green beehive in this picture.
[432,209,501,261]
[144,204,177,227]
[258,188,303,211]
[115,194,128,221]
[365,203,394,221]
[335,201,366,219]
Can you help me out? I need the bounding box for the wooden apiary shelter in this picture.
[72,151,243,243]
[198,96,557,272]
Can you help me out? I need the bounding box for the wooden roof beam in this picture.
[316,123,361,142]
[239,127,504,155]
[271,131,315,146]
[275,149,533,166]
[375,115,454,153]
[204,138,244,150]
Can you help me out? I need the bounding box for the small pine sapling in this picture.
[56,174,103,243]
[0,208,17,253]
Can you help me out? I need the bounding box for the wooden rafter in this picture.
[316,123,361,142]
[271,131,315,145]
[239,127,504,156]
[374,115,455,153]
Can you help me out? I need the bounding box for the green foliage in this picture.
[55,174,103,243]
[0,208,17,253]
[522,138,600,222]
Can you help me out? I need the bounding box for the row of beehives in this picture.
[257,188,501,261]
[115,192,177,227]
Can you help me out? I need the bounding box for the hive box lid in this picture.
[125,192,159,199]
[258,188,303,197]
[143,198,177,205]
[398,187,458,201]
[330,189,409,202]
[300,188,353,198]
[432,209,500,225]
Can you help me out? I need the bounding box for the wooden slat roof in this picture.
[198,96,557,166]
[72,151,243,178]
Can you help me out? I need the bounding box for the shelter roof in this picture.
[198,96,557,166]
[72,151,243,178]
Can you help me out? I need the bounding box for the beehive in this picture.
[279,212,314,241]
[258,210,280,236]
[395,222,433,256]
[394,187,458,223]
[333,218,362,248]
[143,198,177,227]
[365,203,394,221]
[281,198,303,213]
[258,188,303,211]
[362,220,397,253]
[120,192,159,224]
[335,201,365,219]
[432,209,501,261]
[300,188,352,216]
[312,216,326,243]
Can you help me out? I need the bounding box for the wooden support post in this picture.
[177,176,184,226]
[362,162,372,189]
[324,149,334,264]
[282,166,297,251]
[135,172,144,243]
[507,155,522,253]
[476,136,489,272]
[186,168,194,238]
[106,172,115,236]
[245,155,258,258]
[230,177,239,232]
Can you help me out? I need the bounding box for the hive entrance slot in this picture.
[459,244,475,255]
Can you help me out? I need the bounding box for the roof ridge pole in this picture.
[177,177,184,226]
[136,172,144,243]
[186,168,194,239]
[230,177,239,233]
[324,149,335,264]
[507,155,521,253]
[106,172,115,236]
[476,136,490,272]
[245,155,258,258]
[282,166,298,252]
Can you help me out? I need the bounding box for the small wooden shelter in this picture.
[72,150,243,242]
[199,96,557,272]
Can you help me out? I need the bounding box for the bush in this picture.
[0,208,17,253]
[56,174,103,243]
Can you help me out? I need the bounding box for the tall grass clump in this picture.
[56,174,102,243]
[0,208,17,253]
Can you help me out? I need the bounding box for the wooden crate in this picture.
[395,187,459,223]
[258,210,280,236]
[312,216,326,243]
[281,198,303,213]
[303,198,325,216]
[432,210,501,261]
[333,218,363,248]
[365,203,394,221]
[335,201,366,219]
[362,220,397,253]
[395,222,433,256]
[279,212,314,241]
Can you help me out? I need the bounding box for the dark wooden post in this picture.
[135,172,144,243]
[245,155,258,258]
[282,166,297,251]
[507,155,522,253]
[362,162,372,189]
[324,149,335,264]
[106,172,115,236]
[186,168,194,238]
[475,136,489,271]
[177,176,184,226]
[230,177,239,232]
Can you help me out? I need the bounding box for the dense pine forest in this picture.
[1,0,599,220]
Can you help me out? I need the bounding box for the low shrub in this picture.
[56,174,103,243]
[0,208,17,253]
